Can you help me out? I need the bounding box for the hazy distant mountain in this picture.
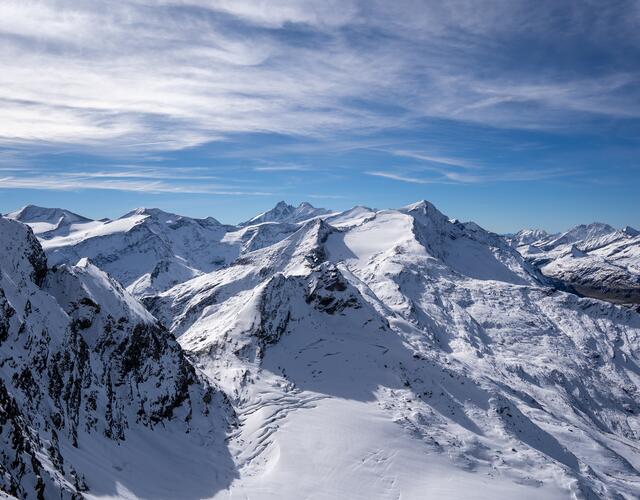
[512,222,640,304]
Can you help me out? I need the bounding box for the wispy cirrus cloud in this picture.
[253,165,311,172]
[388,150,480,169]
[0,172,271,195]
[366,171,434,185]
[0,0,638,154]
[56,170,221,181]
[367,164,580,185]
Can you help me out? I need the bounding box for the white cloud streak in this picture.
[367,165,579,185]
[253,165,311,172]
[0,175,271,195]
[389,150,479,169]
[0,0,637,153]
[366,171,433,184]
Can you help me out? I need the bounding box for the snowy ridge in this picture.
[28,207,239,298]
[6,204,97,239]
[508,228,553,247]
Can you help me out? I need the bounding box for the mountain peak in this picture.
[400,200,448,225]
[8,205,92,224]
[126,207,173,218]
[509,228,551,247]
[401,199,439,213]
[563,222,617,242]
[241,201,329,226]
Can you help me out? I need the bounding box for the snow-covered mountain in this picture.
[144,200,640,499]
[37,207,241,298]
[7,204,325,298]
[6,204,100,239]
[4,200,640,499]
[0,216,234,498]
[507,228,555,247]
[513,222,640,305]
[239,201,331,226]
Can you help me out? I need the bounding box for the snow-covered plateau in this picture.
[2,200,640,499]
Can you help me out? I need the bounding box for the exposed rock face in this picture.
[0,217,232,498]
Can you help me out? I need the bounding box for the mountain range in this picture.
[509,223,640,306]
[2,200,640,499]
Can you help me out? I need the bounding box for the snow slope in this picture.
[8,206,244,298]
[145,200,640,499]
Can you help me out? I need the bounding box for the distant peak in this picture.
[21,204,43,211]
[241,200,329,226]
[623,225,639,237]
[402,200,437,212]
[133,207,162,215]
[517,228,548,236]
[123,207,173,219]
[8,205,92,224]
[565,222,616,235]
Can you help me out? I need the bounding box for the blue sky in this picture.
[0,0,638,232]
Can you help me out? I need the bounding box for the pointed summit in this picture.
[240,201,330,226]
[401,200,438,213]
[122,207,175,219]
[509,228,552,247]
[399,199,449,226]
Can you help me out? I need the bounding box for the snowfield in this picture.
[2,200,640,499]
